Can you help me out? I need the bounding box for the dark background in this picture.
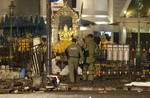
[14,0,40,16]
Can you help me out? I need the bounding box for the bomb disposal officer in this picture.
[66,38,84,83]
[82,34,99,84]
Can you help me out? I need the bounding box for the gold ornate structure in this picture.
[52,3,79,43]
[99,33,113,50]
[58,24,74,41]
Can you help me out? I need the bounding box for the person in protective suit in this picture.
[66,38,84,83]
[82,34,99,84]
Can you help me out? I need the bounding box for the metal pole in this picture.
[9,15,13,62]
[46,0,52,75]
[9,1,15,63]
[135,0,143,72]
[137,11,140,45]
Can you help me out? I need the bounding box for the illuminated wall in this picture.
[0,0,13,21]
[0,0,40,18]
[15,0,40,16]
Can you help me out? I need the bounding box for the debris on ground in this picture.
[0,75,60,93]
[125,81,150,87]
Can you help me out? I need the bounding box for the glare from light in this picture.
[45,21,47,24]
[95,15,109,18]
[81,15,92,17]
[95,21,109,24]
[105,32,111,36]
[81,15,109,18]
[80,26,89,31]
[124,11,126,14]
[123,27,126,33]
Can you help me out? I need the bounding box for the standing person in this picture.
[66,38,84,83]
[0,34,5,45]
[82,34,99,84]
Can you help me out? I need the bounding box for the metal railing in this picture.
[0,40,46,76]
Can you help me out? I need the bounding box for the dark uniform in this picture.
[82,34,99,83]
[66,38,84,83]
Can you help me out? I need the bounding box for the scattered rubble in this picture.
[0,71,60,94]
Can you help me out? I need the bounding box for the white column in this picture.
[108,0,114,23]
[119,23,127,44]
[40,0,46,18]
[82,0,94,15]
